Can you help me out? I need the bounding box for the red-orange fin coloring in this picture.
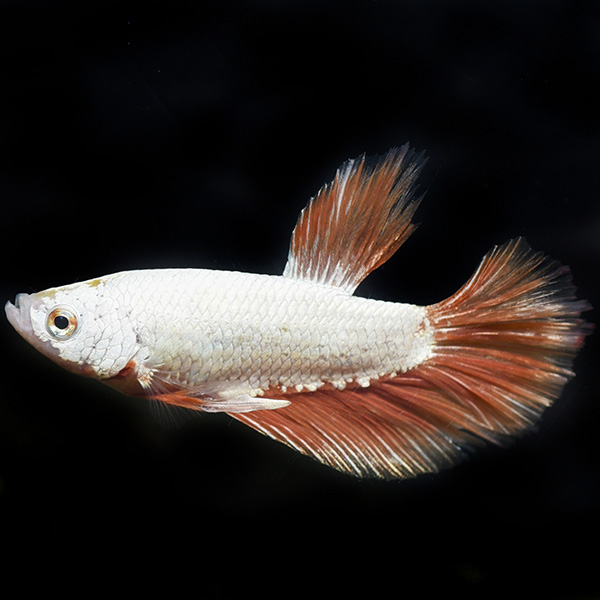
[232,381,479,479]
[232,239,591,479]
[426,238,592,434]
[283,145,426,293]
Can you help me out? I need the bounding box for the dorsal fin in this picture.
[282,145,426,294]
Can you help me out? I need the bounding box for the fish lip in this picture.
[5,293,35,338]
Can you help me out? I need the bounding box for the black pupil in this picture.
[54,315,70,330]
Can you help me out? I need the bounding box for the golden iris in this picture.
[46,307,78,339]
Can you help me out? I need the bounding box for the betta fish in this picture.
[5,145,591,479]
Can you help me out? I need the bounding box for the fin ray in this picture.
[283,145,426,293]
[230,381,471,479]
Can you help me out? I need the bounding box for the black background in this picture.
[1,1,599,597]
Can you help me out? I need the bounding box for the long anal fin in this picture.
[230,380,477,479]
[283,145,426,294]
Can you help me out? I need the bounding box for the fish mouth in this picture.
[5,293,35,339]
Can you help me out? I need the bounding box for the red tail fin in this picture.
[232,239,591,479]
[425,237,591,437]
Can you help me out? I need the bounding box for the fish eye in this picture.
[46,307,78,339]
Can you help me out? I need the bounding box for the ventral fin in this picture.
[199,395,290,414]
[283,145,426,294]
[149,389,290,414]
[119,363,292,414]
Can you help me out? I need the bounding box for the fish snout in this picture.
[5,293,34,337]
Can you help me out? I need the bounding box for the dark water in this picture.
[0,1,598,597]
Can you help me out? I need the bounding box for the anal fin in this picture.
[229,379,472,479]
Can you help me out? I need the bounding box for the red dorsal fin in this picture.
[283,145,426,294]
[232,239,591,479]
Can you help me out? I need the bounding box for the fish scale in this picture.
[105,268,432,395]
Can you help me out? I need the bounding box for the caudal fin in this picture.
[232,238,591,479]
[423,237,592,438]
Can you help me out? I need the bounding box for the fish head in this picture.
[5,277,140,381]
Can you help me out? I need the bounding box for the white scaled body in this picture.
[12,269,433,409]
[120,270,434,396]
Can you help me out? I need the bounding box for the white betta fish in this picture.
[5,145,591,479]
